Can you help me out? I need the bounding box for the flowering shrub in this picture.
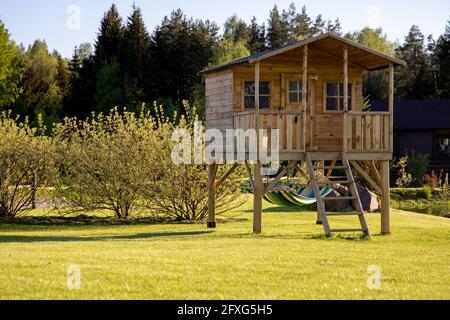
[0,112,55,217]
[422,170,443,191]
[50,104,245,220]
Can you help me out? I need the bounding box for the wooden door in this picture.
[283,76,316,150]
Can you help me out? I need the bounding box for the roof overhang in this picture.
[202,32,406,75]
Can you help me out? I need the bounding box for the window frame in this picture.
[323,81,355,113]
[286,79,305,105]
[242,80,272,110]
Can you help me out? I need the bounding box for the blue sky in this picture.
[0,0,449,58]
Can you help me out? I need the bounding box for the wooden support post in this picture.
[350,161,383,195]
[255,61,260,112]
[302,45,308,151]
[207,164,218,228]
[326,160,337,179]
[343,46,349,152]
[343,46,349,112]
[369,161,382,187]
[316,160,325,225]
[255,61,260,158]
[343,112,349,152]
[253,161,263,234]
[388,64,394,153]
[380,161,391,235]
[215,163,239,190]
[264,161,297,195]
[245,161,256,191]
[306,154,331,235]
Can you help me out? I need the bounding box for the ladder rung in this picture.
[330,229,365,233]
[321,196,357,201]
[326,211,362,216]
[314,166,347,170]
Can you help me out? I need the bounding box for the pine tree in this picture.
[67,43,96,118]
[267,6,288,49]
[248,17,266,54]
[70,43,92,72]
[223,15,249,44]
[281,3,297,43]
[93,4,127,111]
[327,18,342,35]
[125,5,149,84]
[95,4,124,66]
[293,5,312,40]
[396,25,435,99]
[150,9,217,109]
[436,19,450,98]
[427,35,439,98]
[311,15,326,36]
[123,4,150,108]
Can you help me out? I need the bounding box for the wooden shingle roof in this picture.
[202,32,406,74]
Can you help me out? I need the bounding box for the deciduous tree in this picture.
[0,20,22,108]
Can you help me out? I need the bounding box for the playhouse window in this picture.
[244,81,270,109]
[325,83,352,111]
[288,80,305,103]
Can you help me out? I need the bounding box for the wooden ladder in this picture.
[305,152,371,238]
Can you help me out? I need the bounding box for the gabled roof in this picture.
[372,100,450,130]
[202,32,406,74]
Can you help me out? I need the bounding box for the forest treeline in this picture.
[0,3,449,128]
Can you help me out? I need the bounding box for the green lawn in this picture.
[0,197,449,300]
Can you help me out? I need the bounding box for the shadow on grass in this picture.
[0,216,179,227]
[0,216,247,227]
[308,233,371,241]
[0,230,214,243]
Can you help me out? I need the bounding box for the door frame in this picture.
[281,74,316,149]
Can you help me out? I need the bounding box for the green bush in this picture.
[0,112,55,217]
[52,108,161,219]
[0,102,245,221]
[393,156,412,188]
[141,102,246,221]
[407,149,430,187]
[416,185,432,200]
[51,103,245,221]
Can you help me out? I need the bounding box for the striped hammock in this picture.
[258,183,334,207]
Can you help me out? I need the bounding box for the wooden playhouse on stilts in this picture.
[202,33,406,238]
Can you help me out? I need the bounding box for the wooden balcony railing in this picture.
[233,110,305,152]
[344,111,392,152]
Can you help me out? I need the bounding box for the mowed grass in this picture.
[0,197,449,300]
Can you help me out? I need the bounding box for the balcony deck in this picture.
[233,110,393,161]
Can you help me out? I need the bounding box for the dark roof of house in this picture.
[372,100,450,130]
[201,32,406,75]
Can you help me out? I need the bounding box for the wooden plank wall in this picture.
[314,76,363,151]
[231,46,364,151]
[205,70,234,132]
